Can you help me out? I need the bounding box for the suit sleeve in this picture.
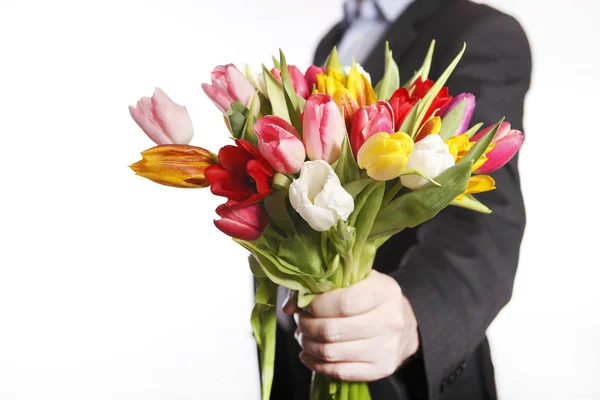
[391,14,532,399]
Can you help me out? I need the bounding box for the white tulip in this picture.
[289,160,354,232]
[401,134,456,190]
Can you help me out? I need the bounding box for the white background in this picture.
[0,1,598,399]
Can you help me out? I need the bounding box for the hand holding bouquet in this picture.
[128,41,523,400]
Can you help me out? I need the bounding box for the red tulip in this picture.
[472,122,524,174]
[271,65,310,99]
[254,116,306,174]
[202,64,258,114]
[350,101,394,157]
[205,139,274,208]
[305,65,325,92]
[214,203,269,241]
[302,93,346,164]
[389,77,452,132]
[129,88,194,145]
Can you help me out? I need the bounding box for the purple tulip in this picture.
[439,93,476,137]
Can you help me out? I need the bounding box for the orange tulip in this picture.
[130,145,216,188]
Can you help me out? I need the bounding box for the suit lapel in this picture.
[313,21,347,66]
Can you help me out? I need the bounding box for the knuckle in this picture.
[331,366,352,381]
[338,292,356,316]
[320,343,338,362]
[320,322,339,342]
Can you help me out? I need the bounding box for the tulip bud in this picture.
[214,203,269,241]
[302,93,346,164]
[129,88,194,145]
[350,101,394,157]
[439,93,476,137]
[130,145,216,188]
[305,65,325,92]
[357,132,414,181]
[271,65,310,99]
[472,122,523,174]
[289,161,354,232]
[254,116,306,174]
[388,88,418,131]
[201,64,258,114]
[401,134,456,190]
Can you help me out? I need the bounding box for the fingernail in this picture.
[293,312,300,325]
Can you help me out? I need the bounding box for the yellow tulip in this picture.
[357,132,414,181]
[130,145,216,188]
[315,66,376,126]
[445,134,495,172]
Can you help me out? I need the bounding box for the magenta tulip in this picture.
[439,93,476,137]
[214,203,269,241]
[302,93,346,164]
[473,122,524,174]
[129,88,194,145]
[305,65,325,92]
[349,101,394,157]
[271,65,310,99]
[201,64,258,114]
[254,116,306,174]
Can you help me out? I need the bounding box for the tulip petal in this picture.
[202,83,234,114]
[129,99,172,145]
[151,88,194,144]
[225,64,257,108]
[475,130,523,174]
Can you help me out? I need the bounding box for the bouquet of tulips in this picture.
[128,41,523,400]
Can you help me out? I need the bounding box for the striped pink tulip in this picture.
[271,65,310,99]
[350,101,394,157]
[254,116,306,174]
[202,64,258,114]
[302,93,346,164]
[129,88,194,145]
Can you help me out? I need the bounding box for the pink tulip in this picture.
[201,64,258,114]
[254,116,306,174]
[271,65,310,99]
[302,93,346,164]
[129,88,194,145]
[439,93,476,137]
[214,203,269,241]
[349,101,394,157]
[473,122,524,174]
[305,65,325,92]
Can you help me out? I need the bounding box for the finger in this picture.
[308,270,391,318]
[297,310,380,342]
[299,352,382,382]
[282,290,299,315]
[301,335,378,363]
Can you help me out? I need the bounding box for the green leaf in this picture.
[241,92,259,145]
[438,98,465,140]
[334,133,360,185]
[325,46,346,76]
[348,181,384,227]
[398,99,421,133]
[248,254,266,278]
[262,64,290,123]
[297,287,315,308]
[451,193,492,214]
[374,42,400,101]
[404,40,436,88]
[342,179,373,199]
[464,122,484,139]
[235,239,307,291]
[272,173,292,190]
[459,118,504,166]
[226,101,249,139]
[250,278,277,400]
[397,168,441,186]
[369,161,472,240]
[264,190,296,236]
[279,49,303,134]
[271,56,280,70]
[352,182,385,256]
[409,43,466,139]
[278,232,325,276]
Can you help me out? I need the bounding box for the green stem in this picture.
[342,251,354,288]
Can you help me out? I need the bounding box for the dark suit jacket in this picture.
[271,1,531,399]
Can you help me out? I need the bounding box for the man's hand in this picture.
[283,270,419,382]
